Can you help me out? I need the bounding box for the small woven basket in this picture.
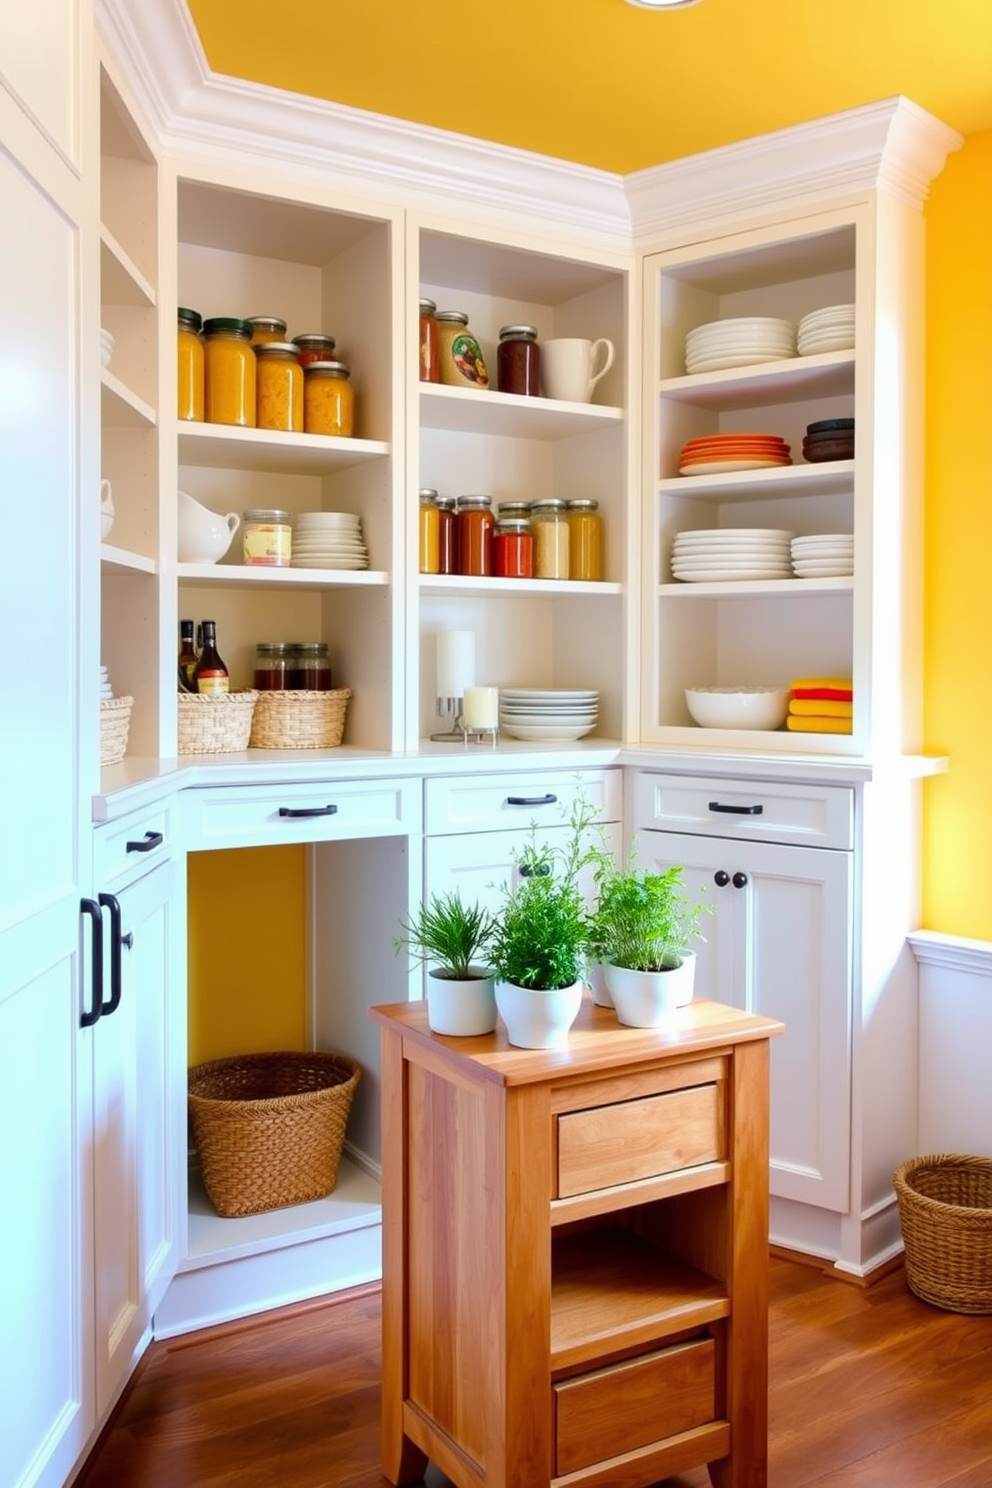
[893,1153,992,1314]
[100,696,133,765]
[188,1051,362,1218]
[249,688,351,749]
[178,690,258,754]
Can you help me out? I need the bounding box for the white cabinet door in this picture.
[425,821,621,924]
[635,831,853,1213]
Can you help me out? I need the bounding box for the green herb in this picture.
[395,892,495,981]
[590,858,709,973]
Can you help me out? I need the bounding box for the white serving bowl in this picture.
[685,686,789,731]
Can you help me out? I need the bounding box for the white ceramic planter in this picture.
[426,967,498,1036]
[585,958,613,1008]
[605,952,696,1029]
[495,979,583,1049]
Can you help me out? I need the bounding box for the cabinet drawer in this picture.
[556,1081,724,1198]
[632,770,854,850]
[93,801,174,891]
[424,767,621,835]
[181,777,421,850]
[555,1336,716,1475]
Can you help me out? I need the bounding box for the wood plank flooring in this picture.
[74,1257,992,1488]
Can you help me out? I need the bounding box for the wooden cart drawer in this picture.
[555,1336,716,1475]
[557,1082,724,1198]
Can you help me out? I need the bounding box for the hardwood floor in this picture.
[74,1257,992,1488]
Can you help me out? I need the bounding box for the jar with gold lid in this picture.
[177,307,204,422]
[303,359,354,437]
[202,316,256,427]
[255,341,304,432]
[436,311,489,389]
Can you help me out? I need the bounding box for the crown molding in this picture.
[624,96,964,244]
[95,0,632,247]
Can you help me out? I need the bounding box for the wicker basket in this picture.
[893,1153,992,1313]
[249,688,351,749]
[100,696,133,765]
[188,1051,362,1218]
[178,690,258,754]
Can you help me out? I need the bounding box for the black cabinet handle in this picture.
[714,870,730,887]
[506,794,558,808]
[80,898,103,1028]
[278,804,339,819]
[708,801,763,815]
[519,861,552,878]
[126,830,163,853]
[732,872,749,890]
[98,893,124,1017]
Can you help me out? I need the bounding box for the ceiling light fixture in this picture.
[624,0,703,9]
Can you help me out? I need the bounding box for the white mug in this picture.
[540,337,615,404]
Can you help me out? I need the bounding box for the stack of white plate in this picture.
[791,533,854,578]
[671,528,795,583]
[291,511,368,570]
[498,689,599,742]
[684,317,795,376]
[797,304,855,356]
[99,665,113,699]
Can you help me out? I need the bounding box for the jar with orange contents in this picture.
[255,341,304,432]
[455,495,494,576]
[566,499,603,581]
[247,315,288,345]
[177,307,204,421]
[202,317,256,427]
[303,360,354,437]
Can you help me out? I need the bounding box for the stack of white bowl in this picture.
[99,665,114,699]
[797,304,855,356]
[671,528,795,582]
[790,533,854,578]
[498,688,599,742]
[684,317,795,375]
[291,511,368,570]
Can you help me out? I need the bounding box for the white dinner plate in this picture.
[685,352,795,375]
[499,723,598,742]
[290,556,369,569]
[500,689,598,701]
[675,528,795,541]
[797,335,855,356]
[672,568,795,583]
[793,565,854,578]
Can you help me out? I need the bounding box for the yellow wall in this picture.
[923,128,992,937]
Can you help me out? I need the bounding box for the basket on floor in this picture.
[100,696,133,765]
[188,1051,361,1217]
[178,690,258,754]
[893,1153,992,1314]
[249,688,351,749]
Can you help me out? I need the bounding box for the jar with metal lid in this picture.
[202,316,256,427]
[566,498,604,581]
[494,518,534,579]
[497,325,540,397]
[254,341,304,432]
[436,495,457,574]
[292,333,337,367]
[303,360,354,437]
[496,500,532,522]
[530,498,570,580]
[436,311,489,389]
[455,495,495,576]
[243,508,292,567]
[253,642,295,690]
[178,307,204,422]
[419,489,440,574]
[247,316,288,345]
[291,641,332,691]
[419,298,439,383]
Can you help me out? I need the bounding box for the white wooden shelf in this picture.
[659,576,853,598]
[177,422,389,474]
[419,574,622,598]
[420,382,624,439]
[101,544,157,575]
[657,349,855,412]
[177,562,389,589]
[101,371,156,427]
[658,460,855,503]
[100,224,156,307]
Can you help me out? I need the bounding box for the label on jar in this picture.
[243,522,292,566]
[450,334,489,387]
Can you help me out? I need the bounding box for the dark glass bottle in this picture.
[178,619,198,693]
[193,619,229,694]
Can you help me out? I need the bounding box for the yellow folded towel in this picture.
[786,715,853,734]
[790,677,853,692]
[789,698,853,718]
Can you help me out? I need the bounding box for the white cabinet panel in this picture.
[0,0,79,166]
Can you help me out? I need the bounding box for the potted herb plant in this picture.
[395,891,498,1035]
[590,858,709,1028]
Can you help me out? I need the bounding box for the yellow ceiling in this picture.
[185,0,992,174]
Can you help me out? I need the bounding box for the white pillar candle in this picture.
[436,630,475,699]
[462,686,499,730]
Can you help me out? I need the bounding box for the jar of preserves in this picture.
[178,307,204,422]
[202,317,256,427]
[436,311,489,389]
[419,489,440,574]
[253,641,294,689]
[436,495,457,574]
[247,316,288,345]
[496,500,532,522]
[292,333,336,367]
[291,641,332,690]
[530,498,570,579]
[419,298,439,383]
[303,360,354,436]
[494,518,534,579]
[456,495,495,576]
[243,508,292,567]
[497,324,540,396]
[566,499,604,580]
[255,341,304,432]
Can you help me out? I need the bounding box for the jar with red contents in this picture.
[455,495,494,576]
[292,333,337,367]
[437,496,457,574]
[497,324,540,396]
[494,518,533,578]
[419,298,439,382]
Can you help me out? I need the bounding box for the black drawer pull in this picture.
[98,893,124,1017]
[519,861,552,878]
[506,794,558,808]
[126,830,163,853]
[707,801,764,816]
[278,804,339,819]
[80,898,104,1028]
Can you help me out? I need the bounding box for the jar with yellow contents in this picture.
[247,315,287,345]
[178,307,204,421]
[303,360,355,437]
[202,317,256,427]
[255,341,304,433]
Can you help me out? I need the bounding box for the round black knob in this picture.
[714,870,730,887]
[732,871,748,889]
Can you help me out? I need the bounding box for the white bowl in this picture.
[685,686,789,730]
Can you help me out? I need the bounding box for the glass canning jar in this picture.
[566,499,604,581]
[419,298,439,383]
[247,316,288,345]
[292,333,337,367]
[494,518,534,578]
[530,498,570,579]
[202,317,256,427]
[254,341,304,432]
[292,641,332,690]
[455,495,494,576]
[177,307,204,422]
[419,489,440,574]
[243,508,292,567]
[436,311,489,389]
[497,324,540,396]
[436,496,457,574]
[253,642,294,689]
[303,360,354,436]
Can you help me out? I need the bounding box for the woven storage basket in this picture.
[249,688,351,749]
[893,1153,992,1313]
[178,690,258,754]
[100,696,133,765]
[188,1051,361,1218]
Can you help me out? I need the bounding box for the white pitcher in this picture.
[177,490,241,564]
[100,478,115,541]
[540,337,615,404]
